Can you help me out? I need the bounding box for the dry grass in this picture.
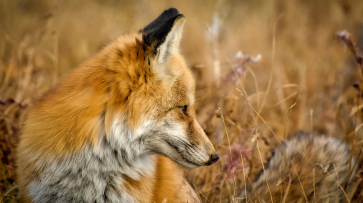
[1,0,363,202]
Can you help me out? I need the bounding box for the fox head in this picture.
[103,8,219,168]
[119,8,219,168]
[20,8,218,169]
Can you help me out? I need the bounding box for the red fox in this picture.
[16,8,219,203]
[241,131,359,202]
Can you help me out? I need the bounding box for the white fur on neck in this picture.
[103,115,155,180]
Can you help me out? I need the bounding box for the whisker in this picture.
[194,99,215,103]
[195,85,214,92]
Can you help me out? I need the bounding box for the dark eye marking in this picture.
[179,105,188,115]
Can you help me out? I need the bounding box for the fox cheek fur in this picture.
[145,106,217,168]
[123,92,217,168]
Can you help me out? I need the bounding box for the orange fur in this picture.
[153,156,191,202]
[122,155,199,202]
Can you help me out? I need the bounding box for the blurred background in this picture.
[1,0,363,202]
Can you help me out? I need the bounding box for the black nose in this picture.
[205,153,219,166]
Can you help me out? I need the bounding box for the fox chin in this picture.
[16,8,218,203]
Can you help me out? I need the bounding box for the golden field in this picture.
[1,0,363,202]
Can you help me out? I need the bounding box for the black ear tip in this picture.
[140,8,183,34]
[163,7,180,16]
[142,13,185,47]
[170,14,185,22]
[176,14,185,19]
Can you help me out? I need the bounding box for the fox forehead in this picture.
[166,54,195,106]
[113,35,194,96]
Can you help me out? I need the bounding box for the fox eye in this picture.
[179,105,188,115]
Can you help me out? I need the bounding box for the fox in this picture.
[16,8,219,203]
[241,131,359,203]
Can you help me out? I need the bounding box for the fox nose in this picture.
[205,153,219,166]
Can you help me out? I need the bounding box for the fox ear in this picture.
[141,8,186,65]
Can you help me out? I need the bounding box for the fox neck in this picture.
[93,115,156,180]
[27,118,156,203]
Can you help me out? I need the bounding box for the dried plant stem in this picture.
[348,149,362,200]
[218,108,232,160]
[284,103,296,139]
[269,92,298,109]
[213,39,220,86]
[332,163,340,192]
[315,165,350,203]
[225,176,233,202]
[217,108,238,202]
[246,66,260,108]
[240,154,248,203]
[258,14,284,114]
[354,123,363,134]
[247,84,298,108]
[313,168,316,202]
[297,64,307,129]
[237,126,258,203]
[18,63,34,101]
[351,149,361,174]
[309,109,313,139]
[52,0,59,83]
[228,59,246,94]
[192,184,208,203]
[224,55,249,100]
[339,182,351,202]
[336,30,363,71]
[243,170,263,203]
[282,174,292,203]
[280,102,295,197]
[256,141,274,203]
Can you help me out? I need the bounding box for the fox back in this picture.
[16,8,218,203]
